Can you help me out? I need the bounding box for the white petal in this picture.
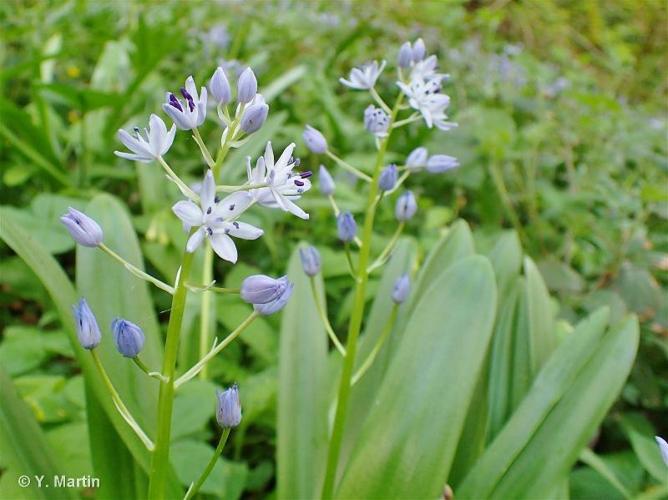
[185,75,198,100]
[226,221,263,240]
[211,191,252,220]
[172,200,203,226]
[196,87,208,127]
[161,124,177,156]
[200,170,216,211]
[254,156,266,184]
[148,114,167,154]
[275,143,296,173]
[114,151,152,163]
[210,232,237,263]
[186,227,206,253]
[264,141,274,170]
[117,129,152,157]
[281,197,309,220]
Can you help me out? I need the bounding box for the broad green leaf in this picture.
[337,238,417,467]
[487,230,522,297]
[491,317,639,498]
[171,440,248,498]
[459,310,639,498]
[524,257,557,375]
[0,208,181,497]
[486,279,520,441]
[277,245,329,499]
[0,368,77,500]
[620,414,668,485]
[579,449,631,498]
[336,256,497,499]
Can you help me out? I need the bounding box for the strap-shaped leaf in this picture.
[458,309,639,498]
[277,245,329,499]
[335,255,497,499]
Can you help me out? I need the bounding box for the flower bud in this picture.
[237,67,257,104]
[395,191,417,221]
[60,207,103,247]
[241,275,290,305]
[406,147,428,170]
[391,274,411,304]
[398,42,413,68]
[656,436,668,466]
[299,246,321,276]
[378,164,398,191]
[337,211,357,242]
[412,38,426,62]
[426,154,459,173]
[216,385,242,428]
[303,125,328,154]
[72,298,101,350]
[364,105,389,138]
[254,281,294,315]
[111,318,145,358]
[209,67,231,104]
[319,165,335,195]
[240,103,268,133]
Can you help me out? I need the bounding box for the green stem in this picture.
[175,312,259,389]
[183,428,231,500]
[199,241,214,379]
[192,128,215,168]
[369,87,391,114]
[187,284,240,294]
[147,248,195,500]
[309,278,346,356]
[157,156,199,201]
[351,306,398,385]
[99,243,174,294]
[91,350,154,450]
[343,243,357,278]
[320,94,403,499]
[367,222,404,273]
[133,357,168,382]
[326,150,372,182]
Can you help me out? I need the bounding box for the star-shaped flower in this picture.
[114,114,176,163]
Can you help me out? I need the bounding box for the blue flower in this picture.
[111,318,145,358]
[72,298,101,350]
[391,274,411,304]
[60,207,103,247]
[395,191,417,221]
[337,212,357,242]
[299,246,321,276]
[303,125,328,154]
[216,385,242,428]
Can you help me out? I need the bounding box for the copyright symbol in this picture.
[18,475,30,487]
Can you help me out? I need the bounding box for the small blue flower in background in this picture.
[241,275,291,305]
[240,97,269,133]
[253,281,294,316]
[216,385,242,428]
[427,154,459,173]
[299,246,321,276]
[337,212,357,242]
[72,298,101,350]
[60,207,104,247]
[391,274,411,304]
[111,318,145,358]
[397,42,413,68]
[303,125,328,154]
[656,436,668,466]
[114,114,176,163]
[405,147,428,170]
[163,76,208,130]
[340,60,386,90]
[237,67,258,103]
[364,105,389,138]
[395,191,417,221]
[209,66,232,104]
[319,165,335,195]
[378,164,398,191]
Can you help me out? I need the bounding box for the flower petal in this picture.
[200,170,216,212]
[186,227,206,253]
[172,200,203,226]
[210,232,237,263]
[226,221,263,240]
[212,191,253,220]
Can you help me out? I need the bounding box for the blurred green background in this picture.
[1,0,667,498]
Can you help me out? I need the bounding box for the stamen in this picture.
[300,171,312,178]
[294,179,305,187]
[180,87,195,112]
[206,207,212,215]
[206,227,213,236]
[168,93,183,112]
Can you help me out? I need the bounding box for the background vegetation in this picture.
[1,0,666,498]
